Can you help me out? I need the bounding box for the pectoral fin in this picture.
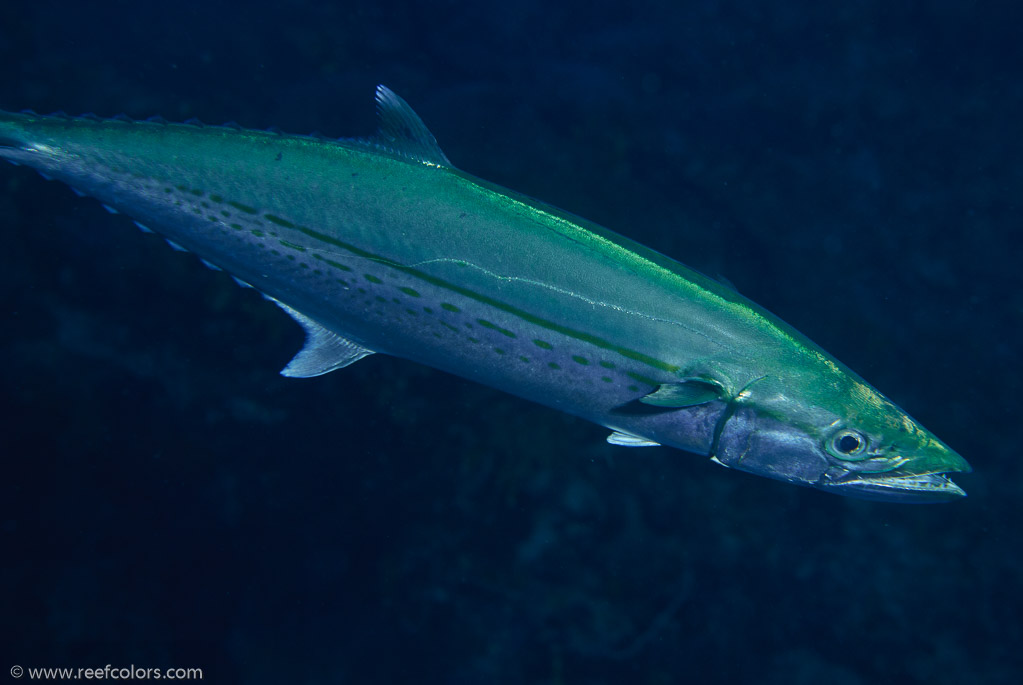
[639,379,723,408]
[269,298,375,377]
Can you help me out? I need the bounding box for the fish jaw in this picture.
[819,470,967,503]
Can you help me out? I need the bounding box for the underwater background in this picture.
[1,1,1019,683]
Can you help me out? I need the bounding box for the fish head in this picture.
[710,373,971,502]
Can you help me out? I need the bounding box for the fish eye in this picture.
[828,429,869,460]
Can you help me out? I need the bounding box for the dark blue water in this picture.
[1,2,1019,683]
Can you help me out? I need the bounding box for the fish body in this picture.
[0,87,970,501]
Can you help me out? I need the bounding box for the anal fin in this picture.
[269,298,375,378]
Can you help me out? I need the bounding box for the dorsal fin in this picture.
[367,85,451,168]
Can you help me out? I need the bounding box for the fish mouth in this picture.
[822,471,967,503]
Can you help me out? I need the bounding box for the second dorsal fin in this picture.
[366,85,452,168]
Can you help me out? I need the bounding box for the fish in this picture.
[0,86,970,502]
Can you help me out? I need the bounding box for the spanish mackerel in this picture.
[0,86,970,501]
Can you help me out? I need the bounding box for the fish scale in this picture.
[0,86,970,501]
